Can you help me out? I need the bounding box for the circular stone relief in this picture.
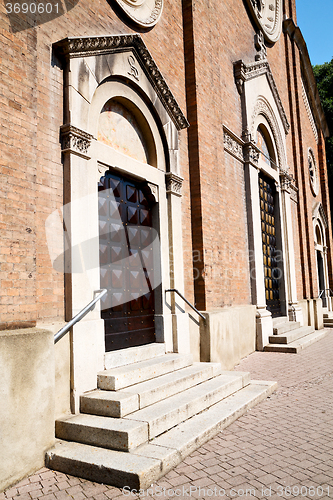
[113,0,163,27]
[245,0,282,43]
[308,149,319,196]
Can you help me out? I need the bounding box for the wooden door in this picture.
[259,175,282,317]
[98,171,156,351]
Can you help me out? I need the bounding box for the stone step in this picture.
[45,440,161,490]
[272,316,288,327]
[264,329,327,353]
[152,380,277,459]
[273,321,300,335]
[104,343,165,370]
[323,318,333,324]
[269,326,314,344]
[81,362,221,418]
[98,353,193,391]
[80,389,139,418]
[46,380,277,490]
[124,371,250,439]
[55,414,148,452]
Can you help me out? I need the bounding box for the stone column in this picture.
[165,172,190,354]
[61,125,105,413]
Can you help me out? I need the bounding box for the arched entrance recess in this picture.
[234,54,303,349]
[54,35,189,411]
[313,203,330,310]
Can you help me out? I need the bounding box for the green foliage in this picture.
[313,58,333,209]
[313,58,333,172]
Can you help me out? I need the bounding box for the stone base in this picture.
[200,305,256,369]
[288,303,304,326]
[256,307,273,351]
[299,298,324,330]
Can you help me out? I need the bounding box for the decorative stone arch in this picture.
[234,56,303,349]
[313,202,330,308]
[53,34,189,412]
[251,96,286,171]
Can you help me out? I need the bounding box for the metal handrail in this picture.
[54,289,107,344]
[319,288,333,299]
[165,288,206,322]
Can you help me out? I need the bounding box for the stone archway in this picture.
[53,34,189,411]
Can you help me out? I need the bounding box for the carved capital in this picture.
[61,124,94,159]
[243,142,260,167]
[280,169,298,202]
[165,172,183,197]
[280,169,292,193]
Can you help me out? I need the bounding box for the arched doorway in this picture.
[55,34,189,410]
[256,123,284,318]
[314,218,329,309]
[98,170,157,351]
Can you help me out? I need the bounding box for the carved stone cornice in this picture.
[165,172,183,197]
[223,126,244,162]
[53,35,189,131]
[234,59,290,134]
[60,124,94,159]
[283,18,329,138]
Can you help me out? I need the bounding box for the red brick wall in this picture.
[1,0,330,328]
[0,0,190,327]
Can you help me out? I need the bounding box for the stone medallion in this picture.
[245,0,282,43]
[113,0,163,27]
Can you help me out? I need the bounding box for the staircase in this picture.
[46,344,276,490]
[264,316,327,353]
[324,312,333,328]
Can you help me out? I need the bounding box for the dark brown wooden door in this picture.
[259,175,282,318]
[98,171,156,351]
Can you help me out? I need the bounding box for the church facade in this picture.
[0,0,331,490]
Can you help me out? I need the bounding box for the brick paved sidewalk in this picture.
[2,332,333,500]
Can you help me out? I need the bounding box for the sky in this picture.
[296,0,333,66]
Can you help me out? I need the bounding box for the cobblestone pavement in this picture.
[2,332,333,500]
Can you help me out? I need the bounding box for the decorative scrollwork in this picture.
[165,172,183,197]
[61,124,94,159]
[223,127,244,162]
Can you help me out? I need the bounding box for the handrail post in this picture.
[165,288,206,322]
[54,289,107,344]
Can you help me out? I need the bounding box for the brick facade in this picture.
[0,0,331,329]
